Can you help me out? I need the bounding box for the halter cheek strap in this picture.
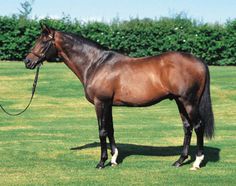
[30,51,43,58]
[30,34,55,62]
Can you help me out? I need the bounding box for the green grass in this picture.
[0,62,236,186]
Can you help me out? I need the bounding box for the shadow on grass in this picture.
[70,142,220,167]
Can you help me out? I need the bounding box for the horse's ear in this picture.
[40,23,52,35]
[40,22,45,30]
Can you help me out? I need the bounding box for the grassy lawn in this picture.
[0,62,236,185]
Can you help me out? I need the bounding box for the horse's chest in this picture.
[84,82,114,104]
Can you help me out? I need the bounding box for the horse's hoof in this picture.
[111,162,118,167]
[190,166,200,171]
[192,155,204,170]
[172,161,182,167]
[96,163,105,169]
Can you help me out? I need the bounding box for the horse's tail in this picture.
[199,64,214,139]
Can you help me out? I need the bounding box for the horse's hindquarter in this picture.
[158,52,206,101]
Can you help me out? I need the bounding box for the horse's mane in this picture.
[61,31,108,51]
[59,30,128,55]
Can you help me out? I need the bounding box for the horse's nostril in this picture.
[24,59,30,64]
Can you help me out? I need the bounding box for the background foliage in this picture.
[1,15,236,65]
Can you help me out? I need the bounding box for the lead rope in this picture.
[0,65,41,116]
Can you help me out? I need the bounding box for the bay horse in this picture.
[24,24,214,170]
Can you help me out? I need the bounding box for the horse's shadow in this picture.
[70,142,220,167]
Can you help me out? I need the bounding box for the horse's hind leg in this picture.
[173,99,193,167]
[173,98,205,169]
[183,102,205,170]
[191,119,204,170]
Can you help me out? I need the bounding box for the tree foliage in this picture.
[0,15,236,65]
[18,0,34,19]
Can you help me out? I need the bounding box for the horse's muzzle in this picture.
[24,58,38,69]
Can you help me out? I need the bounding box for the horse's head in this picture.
[24,24,58,69]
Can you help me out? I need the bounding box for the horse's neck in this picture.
[57,33,104,85]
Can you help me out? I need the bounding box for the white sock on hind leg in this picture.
[111,148,118,165]
[190,155,204,171]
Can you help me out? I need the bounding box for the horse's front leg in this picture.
[95,100,109,169]
[106,105,118,166]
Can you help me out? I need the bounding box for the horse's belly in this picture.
[113,83,168,106]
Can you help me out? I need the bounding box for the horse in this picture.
[24,24,214,170]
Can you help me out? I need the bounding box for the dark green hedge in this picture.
[1,15,236,65]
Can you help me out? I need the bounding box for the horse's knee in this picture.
[183,121,192,134]
[99,129,107,138]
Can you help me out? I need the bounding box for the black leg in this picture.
[173,99,193,167]
[95,100,108,169]
[191,106,205,167]
[184,103,205,170]
[190,120,205,170]
[173,119,193,167]
[194,121,204,156]
[106,105,118,165]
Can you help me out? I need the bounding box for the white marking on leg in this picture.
[190,155,204,171]
[111,148,118,166]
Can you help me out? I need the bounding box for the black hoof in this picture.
[172,161,182,167]
[172,155,188,167]
[96,163,105,169]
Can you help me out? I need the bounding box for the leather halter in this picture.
[29,34,55,63]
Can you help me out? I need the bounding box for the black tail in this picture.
[199,65,214,139]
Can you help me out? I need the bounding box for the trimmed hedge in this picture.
[0,15,236,65]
